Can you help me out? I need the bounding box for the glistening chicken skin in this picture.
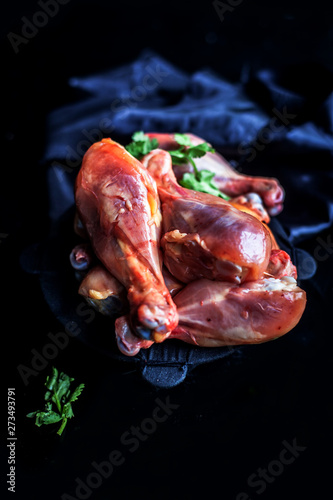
[75,138,179,342]
[171,277,306,347]
[142,149,272,284]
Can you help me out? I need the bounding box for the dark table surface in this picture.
[2,1,333,499]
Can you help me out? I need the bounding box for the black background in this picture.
[2,1,333,499]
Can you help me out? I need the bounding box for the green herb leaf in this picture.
[186,142,215,158]
[62,402,74,419]
[26,367,84,437]
[168,149,189,164]
[45,366,59,392]
[173,133,193,146]
[125,131,158,159]
[26,412,37,418]
[56,372,74,402]
[35,411,63,427]
[171,135,231,199]
[69,383,85,403]
[169,136,215,174]
[132,131,146,141]
[180,170,231,200]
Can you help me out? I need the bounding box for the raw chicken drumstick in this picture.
[141,149,272,284]
[146,132,284,216]
[75,138,178,342]
[170,277,306,347]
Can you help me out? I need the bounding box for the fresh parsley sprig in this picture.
[171,134,230,200]
[125,131,158,159]
[180,169,230,200]
[27,367,85,436]
[125,131,230,200]
[169,133,215,174]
